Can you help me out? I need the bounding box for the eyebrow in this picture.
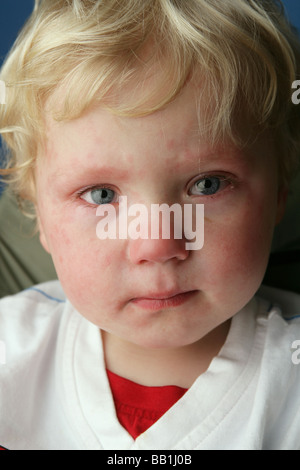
[49,146,250,190]
[53,165,131,184]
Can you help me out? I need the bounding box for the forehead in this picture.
[43,78,201,155]
[40,74,276,181]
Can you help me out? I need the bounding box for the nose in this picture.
[128,235,189,264]
[124,199,191,264]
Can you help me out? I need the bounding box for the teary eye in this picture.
[190,176,221,196]
[80,187,116,205]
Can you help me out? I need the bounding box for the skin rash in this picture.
[35,80,286,387]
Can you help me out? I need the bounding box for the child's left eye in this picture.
[189,176,231,196]
[80,187,116,205]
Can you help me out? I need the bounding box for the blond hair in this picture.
[1,0,300,213]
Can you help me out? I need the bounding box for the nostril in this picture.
[128,237,189,265]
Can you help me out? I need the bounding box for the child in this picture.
[1,0,300,450]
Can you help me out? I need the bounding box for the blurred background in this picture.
[0,1,34,195]
[0,1,34,66]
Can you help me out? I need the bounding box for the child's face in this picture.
[36,80,285,349]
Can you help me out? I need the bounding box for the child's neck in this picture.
[101,321,230,389]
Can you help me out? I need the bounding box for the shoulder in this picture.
[255,285,300,351]
[0,280,66,323]
[247,286,300,449]
[0,281,67,363]
[0,280,66,306]
[256,285,300,341]
[256,285,300,368]
[0,282,77,449]
[257,284,300,322]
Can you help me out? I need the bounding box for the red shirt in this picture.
[106,369,187,439]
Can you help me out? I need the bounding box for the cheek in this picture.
[202,197,275,293]
[41,211,119,303]
[55,240,120,316]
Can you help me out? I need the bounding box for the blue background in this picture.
[0,1,299,65]
[0,0,299,65]
[0,0,300,195]
[0,1,34,66]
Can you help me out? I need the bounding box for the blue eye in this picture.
[81,187,116,205]
[190,176,222,196]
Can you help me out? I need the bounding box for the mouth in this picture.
[130,290,198,311]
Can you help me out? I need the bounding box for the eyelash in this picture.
[76,184,118,205]
[187,174,236,199]
[76,173,236,206]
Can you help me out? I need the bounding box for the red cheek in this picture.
[50,225,71,245]
[167,139,175,151]
[90,246,113,268]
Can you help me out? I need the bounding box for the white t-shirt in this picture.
[0,281,300,450]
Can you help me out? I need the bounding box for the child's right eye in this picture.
[80,187,117,205]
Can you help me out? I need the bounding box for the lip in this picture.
[131,290,198,311]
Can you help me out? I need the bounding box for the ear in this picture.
[39,229,51,254]
[36,211,51,253]
[275,186,288,225]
